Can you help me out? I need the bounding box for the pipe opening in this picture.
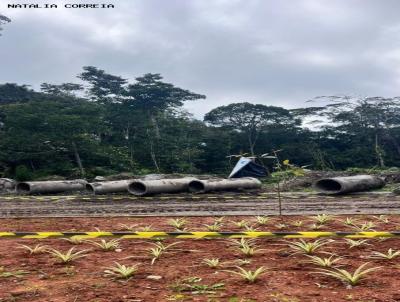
[16,183,31,193]
[128,182,147,195]
[314,179,342,193]
[188,180,205,193]
[85,184,94,193]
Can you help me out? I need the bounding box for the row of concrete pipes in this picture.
[11,175,386,195]
[15,177,263,195]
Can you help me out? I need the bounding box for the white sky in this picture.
[1,0,400,118]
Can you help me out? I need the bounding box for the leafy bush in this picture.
[14,165,32,181]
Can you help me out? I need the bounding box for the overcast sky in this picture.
[1,0,400,118]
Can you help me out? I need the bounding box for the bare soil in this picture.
[0,215,400,302]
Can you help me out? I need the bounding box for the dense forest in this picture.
[1,66,400,180]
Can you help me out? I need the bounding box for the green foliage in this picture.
[204,102,299,156]
[2,71,400,178]
[0,266,29,278]
[14,165,32,181]
[304,254,343,268]
[18,244,48,254]
[315,262,380,286]
[104,262,139,280]
[286,239,328,255]
[47,247,89,263]
[223,266,266,283]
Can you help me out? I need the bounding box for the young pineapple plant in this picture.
[151,241,181,252]
[308,223,323,230]
[237,244,261,257]
[18,244,48,254]
[275,223,288,230]
[214,217,225,224]
[244,224,260,232]
[315,262,380,286]
[373,215,390,224]
[149,246,163,265]
[291,220,304,227]
[168,218,188,231]
[148,241,181,265]
[352,221,376,232]
[235,259,252,266]
[369,248,400,260]
[286,239,328,255]
[202,258,221,268]
[204,222,223,231]
[61,236,85,245]
[312,214,333,225]
[228,238,261,257]
[255,216,270,225]
[304,255,342,268]
[47,247,89,264]
[104,262,139,280]
[138,225,154,232]
[231,220,249,229]
[228,238,258,249]
[342,217,357,227]
[224,266,266,283]
[87,239,121,251]
[344,239,371,249]
[237,239,262,257]
[118,223,138,231]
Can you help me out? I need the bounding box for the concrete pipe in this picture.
[86,180,132,195]
[16,179,88,194]
[188,177,262,193]
[313,175,386,195]
[0,178,16,192]
[128,178,196,196]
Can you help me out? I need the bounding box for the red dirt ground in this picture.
[1,215,400,302]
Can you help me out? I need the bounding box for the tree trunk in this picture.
[150,140,160,172]
[375,133,385,168]
[247,134,255,156]
[72,141,85,177]
[150,113,160,139]
[147,129,160,172]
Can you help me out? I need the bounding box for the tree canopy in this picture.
[1,67,399,180]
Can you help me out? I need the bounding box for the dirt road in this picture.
[0,192,399,217]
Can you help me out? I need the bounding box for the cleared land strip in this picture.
[0,193,399,217]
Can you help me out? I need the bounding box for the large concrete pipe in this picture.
[313,175,386,195]
[128,178,196,196]
[16,179,87,194]
[86,180,132,194]
[188,177,262,193]
[0,178,16,192]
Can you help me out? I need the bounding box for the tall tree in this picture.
[294,96,400,168]
[204,102,299,156]
[40,83,84,98]
[78,66,127,103]
[0,83,43,104]
[0,98,106,177]
[124,73,206,170]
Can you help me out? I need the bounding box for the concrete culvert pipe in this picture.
[16,179,87,194]
[188,177,262,193]
[128,178,196,196]
[313,175,386,195]
[86,180,132,195]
